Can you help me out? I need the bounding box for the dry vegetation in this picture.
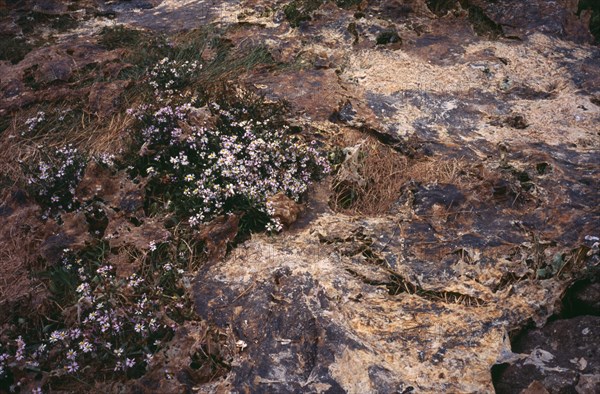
[329,130,475,215]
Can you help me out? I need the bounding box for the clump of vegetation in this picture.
[1,25,331,391]
[283,0,363,27]
[129,57,330,233]
[146,57,201,97]
[330,137,406,215]
[0,238,220,392]
[460,0,503,39]
[426,0,458,17]
[25,144,87,215]
[16,12,78,35]
[425,0,503,39]
[98,25,147,50]
[376,29,402,45]
[283,0,325,27]
[579,0,600,43]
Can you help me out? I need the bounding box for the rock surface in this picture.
[187,0,600,391]
[0,0,599,392]
[493,315,600,394]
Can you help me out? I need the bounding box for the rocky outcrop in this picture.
[193,212,596,392]
[1,0,598,392]
[188,1,599,392]
[494,315,600,394]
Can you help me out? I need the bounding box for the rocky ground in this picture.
[1,0,599,393]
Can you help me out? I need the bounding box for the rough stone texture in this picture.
[267,192,303,228]
[571,282,600,315]
[0,42,128,114]
[1,0,598,392]
[562,274,600,317]
[494,315,600,394]
[468,0,594,43]
[186,0,600,392]
[193,213,593,392]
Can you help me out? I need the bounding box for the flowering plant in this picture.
[148,57,201,98]
[130,67,330,232]
[26,144,87,214]
[0,243,195,390]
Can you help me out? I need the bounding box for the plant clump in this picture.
[0,240,215,392]
[376,29,402,45]
[130,56,330,233]
[25,144,87,215]
[330,137,406,215]
[283,0,326,27]
[1,42,331,391]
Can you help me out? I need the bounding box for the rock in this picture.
[0,42,127,113]
[35,59,73,83]
[522,380,550,394]
[194,214,575,392]
[32,0,69,15]
[266,192,302,228]
[76,164,147,214]
[40,211,92,263]
[466,0,594,43]
[194,214,240,262]
[576,374,600,394]
[103,210,170,251]
[563,280,600,316]
[493,315,600,393]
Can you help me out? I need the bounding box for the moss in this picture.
[463,2,503,39]
[426,1,503,39]
[426,0,458,17]
[283,0,325,28]
[347,22,359,44]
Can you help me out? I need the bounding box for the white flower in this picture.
[79,340,93,353]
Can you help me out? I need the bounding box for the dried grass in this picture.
[330,133,408,215]
[0,99,136,186]
[0,191,53,325]
[329,129,478,215]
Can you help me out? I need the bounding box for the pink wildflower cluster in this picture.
[0,244,192,386]
[130,96,330,231]
[26,144,86,213]
[148,57,201,97]
[23,111,46,135]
